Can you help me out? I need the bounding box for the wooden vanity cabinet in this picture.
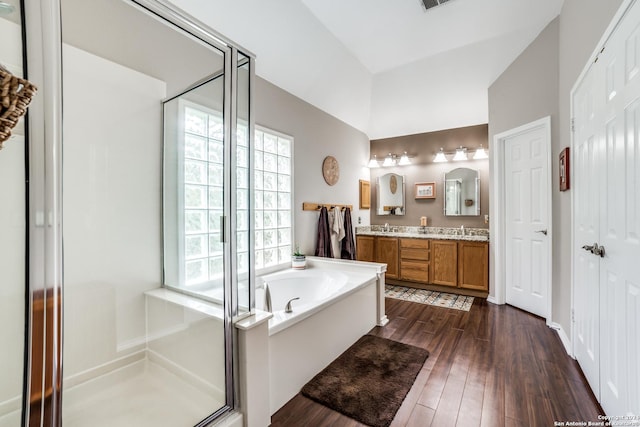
[376,237,399,279]
[355,235,375,262]
[356,235,489,293]
[458,241,489,291]
[430,240,458,288]
[399,238,429,283]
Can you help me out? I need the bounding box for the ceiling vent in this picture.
[420,0,451,12]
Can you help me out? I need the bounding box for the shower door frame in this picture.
[23,0,255,425]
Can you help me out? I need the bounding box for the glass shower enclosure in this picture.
[0,2,27,426]
[15,0,254,425]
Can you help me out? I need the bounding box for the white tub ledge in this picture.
[235,309,272,427]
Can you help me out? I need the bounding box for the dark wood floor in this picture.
[271,297,604,427]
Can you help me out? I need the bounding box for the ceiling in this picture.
[297,0,564,139]
[301,0,563,75]
[119,0,567,139]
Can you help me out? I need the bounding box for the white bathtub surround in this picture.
[236,257,387,419]
[236,310,273,427]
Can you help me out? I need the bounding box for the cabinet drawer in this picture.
[400,261,429,283]
[401,248,429,261]
[400,238,429,250]
[401,260,429,272]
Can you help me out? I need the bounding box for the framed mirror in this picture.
[444,167,480,216]
[377,173,405,215]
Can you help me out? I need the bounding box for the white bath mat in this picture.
[385,285,474,311]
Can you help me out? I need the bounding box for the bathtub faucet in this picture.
[264,283,272,313]
[285,297,300,313]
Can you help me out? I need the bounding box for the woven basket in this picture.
[0,67,37,149]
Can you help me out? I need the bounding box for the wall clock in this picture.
[322,156,340,186]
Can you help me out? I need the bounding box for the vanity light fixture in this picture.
[433,145,489,163]
[473,145,488,160]
[369,151,413,167]
[433,148,448,163]
[452,147,468,161]
[382,153,396,167]
[398,151,411,166]
[367,154,380,168]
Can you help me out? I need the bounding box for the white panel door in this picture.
[597,5,640,416]
[572,64,602,397]
[505,124,550,318]
[573,0,640,417]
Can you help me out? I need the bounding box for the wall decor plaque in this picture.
[322,156,340,186]
[559,147,570,191]
[389,175,398,194]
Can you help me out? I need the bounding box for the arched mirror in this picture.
[444,167,480,216]
[377,173,405,215]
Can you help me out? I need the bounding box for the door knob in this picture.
[593,244,605,258]
[535,229,548,235]
[582,243,605,257]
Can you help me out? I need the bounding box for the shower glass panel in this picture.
[163,76,227,300]
[61,0,233,425]
[236,52,252,315]
[0,2,26,426]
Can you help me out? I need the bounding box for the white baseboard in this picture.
[486,295,500,305]
[549,322,573,357]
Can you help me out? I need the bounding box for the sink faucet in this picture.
[460,225,465,236]
[384,223,390,232]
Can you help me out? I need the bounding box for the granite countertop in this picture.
[355,225,489,242]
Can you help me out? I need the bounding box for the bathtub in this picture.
[251,257,387,414]
[256,269,353,334]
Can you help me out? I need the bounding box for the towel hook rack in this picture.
[302,202,353,211]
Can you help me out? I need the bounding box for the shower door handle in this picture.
[220,215,226,242]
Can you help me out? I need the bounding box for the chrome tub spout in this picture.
[264,283,272,313]
[285,297,300,313]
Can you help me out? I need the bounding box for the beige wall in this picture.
[488,0,625,333]
[487,19,559,302]
[255,77,371,256]
[370,124,489,228]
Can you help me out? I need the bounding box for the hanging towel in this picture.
[329,206,345,258]
[314,206,333,258]
[341,207,356,260]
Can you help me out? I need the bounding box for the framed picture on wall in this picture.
[559,147,570,191]
[415,182,436,199]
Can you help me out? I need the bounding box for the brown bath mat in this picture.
[301,334,429,427]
